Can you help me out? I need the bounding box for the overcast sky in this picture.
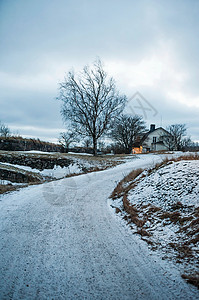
[0,0,199,143]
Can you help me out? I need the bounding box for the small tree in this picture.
[181,136,193,150]
[58,59,126,155]
[111,114,146,154]
[0,122,11,138]
[59,131,77,152]
[83,137,92,148]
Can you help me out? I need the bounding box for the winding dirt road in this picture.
[0,155,198,299]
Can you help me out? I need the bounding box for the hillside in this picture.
[0,136,63,152]
[110,155,199,288]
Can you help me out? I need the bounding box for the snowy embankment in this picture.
[0,153,198,299]
[110,155,199,288]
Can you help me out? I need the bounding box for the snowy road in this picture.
[0,154,198,299]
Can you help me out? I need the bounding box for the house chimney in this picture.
[150,124,155,132]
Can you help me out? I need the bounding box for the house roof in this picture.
[132,127,171,147]
[142,127,170,142]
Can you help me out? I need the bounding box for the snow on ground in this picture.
[0,152,124,185]
[0,153,198,299]
[111,158,199,283]
[25,150,55,154]
[68,151,93,156]
[129,160,199,208]
[0,151,129,195]
[0,179,25,186]
[0,161,82,179]
[40,163,82,178]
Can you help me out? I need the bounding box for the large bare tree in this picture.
[58,59,126,155]
[111,114,146,154]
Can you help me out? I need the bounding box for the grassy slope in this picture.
[110,154,199,289]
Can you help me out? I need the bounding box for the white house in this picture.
[132,124,171,153]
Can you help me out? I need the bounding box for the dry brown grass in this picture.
[122,194,149,233]
[179,153,199,160]
[171,201,183,210]
[110,168,143,199]
[148,153,199,175]
[181,273,199,289]
[166,153,199,164]
[0,184,29,194]
[0,184,18,194]
[151,157,172,171]
[187,227,199,236]
[194,207,199,217]
[187,234,199,245]
[176,244,193,258]
[135,228,151,237]
[190,217,199,227]
[147,205,161,213]
[115,207,122,214]
[178,216,193,226]
[158,211,181,224]
[181,216,199,232]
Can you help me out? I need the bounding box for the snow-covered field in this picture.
[0,161,82,179]
[0,151,127,194]
[110,157,199,287]
[0,153,198,299]
[130,160,199,208]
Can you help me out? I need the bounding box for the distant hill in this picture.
[0,136,63,152]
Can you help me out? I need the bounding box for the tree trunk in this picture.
[93,136,97,156]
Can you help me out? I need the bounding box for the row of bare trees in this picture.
[58,60,149,154]
[58,59,196,155]
[0,60,196,154]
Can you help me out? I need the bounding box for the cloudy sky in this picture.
[0,0,199,143]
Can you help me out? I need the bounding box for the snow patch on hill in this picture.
[129,160,199,208]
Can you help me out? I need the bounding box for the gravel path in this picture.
[0,155,198,299]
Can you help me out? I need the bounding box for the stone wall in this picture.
[0,153,73,170]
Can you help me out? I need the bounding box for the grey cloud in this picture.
[0,0,199,142]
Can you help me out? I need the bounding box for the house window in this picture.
[153,137,157,143]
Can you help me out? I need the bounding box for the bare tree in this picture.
[59,131,77,152]
[0,122,11,138]
[158,132,174,151]
[58,59,126,155]
[111,114,146,154]
[181,136,193,150]
[98,140,106,152]
[83,138,92,148]
[166,124,187,150]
